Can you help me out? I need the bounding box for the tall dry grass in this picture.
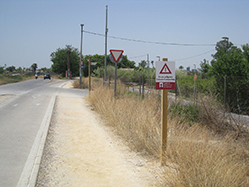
[165,123,248,186]
[88,84,161,156]
[87,84,249,186]
[72,78,89,89]
[72,77,101,89]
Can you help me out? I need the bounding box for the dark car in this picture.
[44,73,51,80]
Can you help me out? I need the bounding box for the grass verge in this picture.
[87,83,249,186]
[0,74,33,85]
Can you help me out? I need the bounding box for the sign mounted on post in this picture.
[80,60,84,69]
[110,49,124,63]
[156,61,175,90]
[109,49,124,99]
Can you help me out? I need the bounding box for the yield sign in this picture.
[110,49,124,63]
[160,63,172,74]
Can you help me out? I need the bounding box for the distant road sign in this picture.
[91,62,97,65]
[80,60,84,69]
[156,61,175,90]
[110,49,124,63]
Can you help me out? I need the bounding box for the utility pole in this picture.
[67,46,71,78]
[104,5,108,83]
[79,24,84,87]
[88,58,91,96]
[147,54,149,84]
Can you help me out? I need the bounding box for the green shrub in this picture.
[169,102,200,124]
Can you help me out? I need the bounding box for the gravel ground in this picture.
[36,83,161,187]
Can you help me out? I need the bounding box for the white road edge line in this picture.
[16,95,56,187]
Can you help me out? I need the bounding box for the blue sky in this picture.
[0,0,248,70]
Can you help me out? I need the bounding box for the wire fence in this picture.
[104,75,249,116]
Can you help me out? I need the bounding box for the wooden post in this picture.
[142,75,144,99]
[161,89,168,166]
[161,58,168,166]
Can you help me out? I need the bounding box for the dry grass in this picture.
[88,84,161,156]
[165,123,249,186]
[72,77,102,89]
[87,84,249,186]
[0,74,33,85]
[72,78,89,89]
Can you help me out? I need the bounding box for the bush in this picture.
[169,102,200,124]
[72,78,88,89]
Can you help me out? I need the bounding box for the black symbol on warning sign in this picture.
[160,63,172,74]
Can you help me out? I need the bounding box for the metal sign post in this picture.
[88,58,91,96]
[194,74,197,105]
[79,24,84,87]
[156,58,175,166]
[109,49,124,99]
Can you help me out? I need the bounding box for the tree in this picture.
[16,67,23,74]
[51,45,80,77]
[139,60,147,68]
[211,40,249,114]
[117,55,135,69]
[6,66,15,72]
[179,65,184,70]
[200,59,211,75]
[81,54,135,77]
[0,66,4,74]
[151,60,154,68]
[31,63,37,74]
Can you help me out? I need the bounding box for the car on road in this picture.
[44,73,51,80]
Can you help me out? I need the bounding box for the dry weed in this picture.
[73,77,102,89]
[88,85,161,156]
[199,94,249,139]
[87,84,249,186]
[164,122,249,186]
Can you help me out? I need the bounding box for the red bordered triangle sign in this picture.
[160,63,172,74]
[110,49,124,63]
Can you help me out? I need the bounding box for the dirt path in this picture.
[36,83,159,186]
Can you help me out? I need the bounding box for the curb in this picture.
[16,95,56,187]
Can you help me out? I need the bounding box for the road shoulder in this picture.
[36,95,159,187]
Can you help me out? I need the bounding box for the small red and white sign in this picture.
[159,63,172,74]
[110,49,124,63]
[156,61,175,90]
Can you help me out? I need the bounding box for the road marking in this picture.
[13,103,18,107]
[36,103,40,106]
[16,95,56,187]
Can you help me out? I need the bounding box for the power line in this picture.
[83,30,216,47]
[129,54,147,59]
[83,30,217,62]
[173,49,215,61]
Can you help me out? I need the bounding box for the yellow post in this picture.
[161,58,168,166]
[88,59,91,95]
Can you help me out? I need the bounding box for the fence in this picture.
[103,74,249,115]
[103,75,154,98]
[173,75,249,115]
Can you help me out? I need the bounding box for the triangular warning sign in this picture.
[160,63,172,74]
[110,49,124,63]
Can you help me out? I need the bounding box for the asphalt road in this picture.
[0,78,88,187]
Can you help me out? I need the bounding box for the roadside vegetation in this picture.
[0,74,33,85]
[86,82,249,186]
[0,63,52,85]
[74,40,249,186]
